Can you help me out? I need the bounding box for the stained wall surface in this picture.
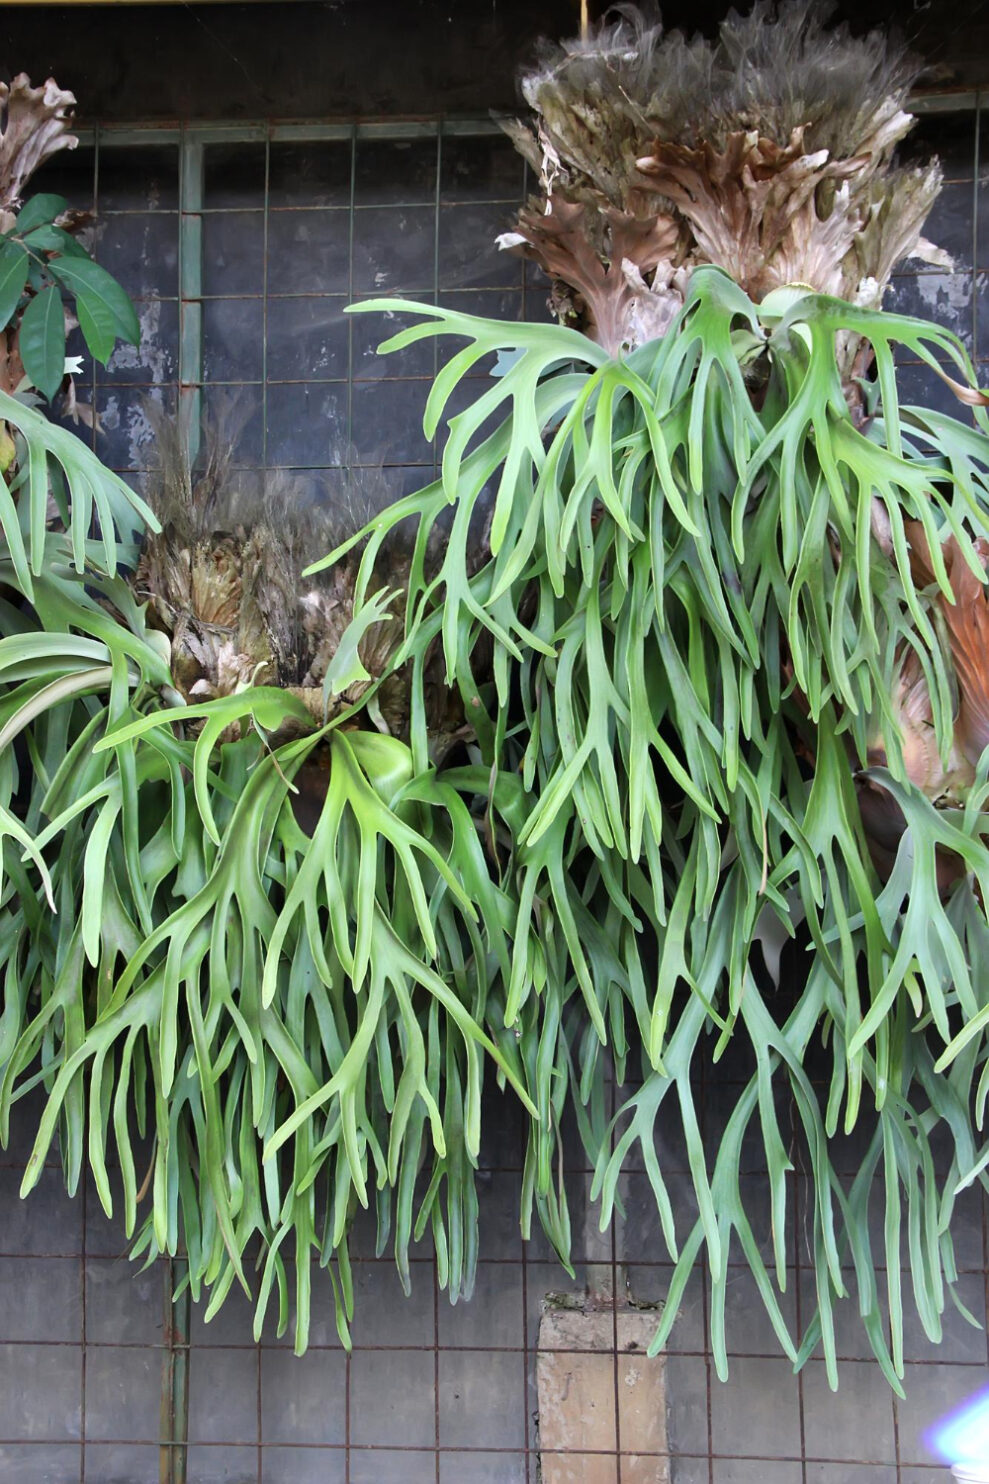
[0,38,988,1484]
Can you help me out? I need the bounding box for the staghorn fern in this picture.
[4,0,989,1394]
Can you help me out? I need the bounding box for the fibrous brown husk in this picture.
[133,403,469,756]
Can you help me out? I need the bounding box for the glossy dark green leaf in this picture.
[18,285,66,400]
[0,240,28,331]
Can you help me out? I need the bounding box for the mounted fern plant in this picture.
[3,3,989,1391]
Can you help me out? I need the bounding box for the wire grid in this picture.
[1,107,989,1484]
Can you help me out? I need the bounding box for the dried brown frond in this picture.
[0,74,78,220]
[503,1,945,349]
[498,194,687,354]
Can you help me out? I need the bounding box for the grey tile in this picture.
[350,1349,434,1448]
[83,1443,160,1482]
[721,1266,797,1359]
[188,1346,259,1444]
[349,1261,435,1348]
[670,1457,710,1483]
[898,1471,951,1484]
[0,1445,80,1483]
[474,1173,524,1262]
[800,1358,896,1463]
[439,1349,526,1450]
[712,1465,797,1483]
[896,358,983,419]
[0,1257,81,1342]
[188,1279,259,1348]
[901,1271,987,1364]
[797,1269,885,1363]
[0,1167,83,1255]
[710,1356,801,1460]
[946,1184,986,1271]
[924,181,977,271]
[438,1261,523,1349]
[804,1468,897,1483]
[85,1257,163,1347]
[260,1446,346,1484]
[84,1345,161,1443]
[624,1173,699,1266]
[201,383,264,466]
[260,1348,347,1446]
[440,1451,527,1482]
[349,1449,435,1484]
[0,1344,82,1440]
[265,1265,351,1350]
[624,1266,704,1354]
[186,1445,259,1483]
[897,1361,989,1465]
[665,1354,709,1456]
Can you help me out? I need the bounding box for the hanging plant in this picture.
[3,5,989,1391]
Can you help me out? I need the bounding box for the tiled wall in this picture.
[4,109,989,1484]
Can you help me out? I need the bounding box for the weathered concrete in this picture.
[537,1304,670,1484]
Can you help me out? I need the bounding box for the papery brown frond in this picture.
[499,194,687,354]
[504,1,945,347]
[0,74,77,217]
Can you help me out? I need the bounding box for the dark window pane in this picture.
[204,297,265,382]
[267,209,350,293]
[352,205,435,294]
[203,211,265,296]
[202,383,264,466]
[354,137,437,206]
[98,145,179,211]
[441,133,524,202]
[94,212,179,298]
[266,295,348,381]
[350,299,435,381]
[204,142,266,208]
[268,141,351,208]
[264,382,348,466]
[27,143,95,208]
[350,377,431,465]
[438,202,521,291]
[96,297,180,385]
